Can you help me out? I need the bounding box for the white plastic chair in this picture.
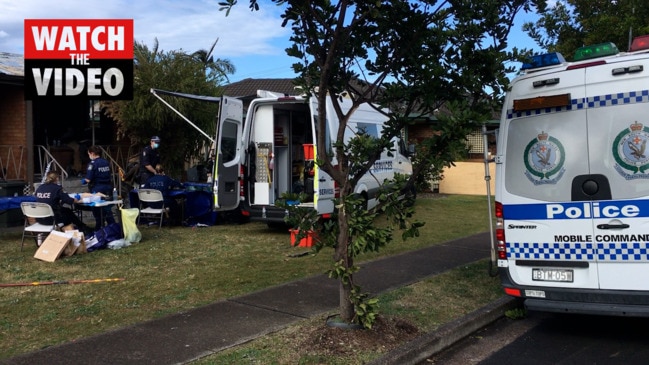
[137,189,165,228]
[20,202,57,251]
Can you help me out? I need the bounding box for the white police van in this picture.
[151,89,413,225]
[495,34,649,316]
[213,91,413,225]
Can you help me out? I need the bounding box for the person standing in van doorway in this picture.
[139,136,161,185]
[82,145,115,229]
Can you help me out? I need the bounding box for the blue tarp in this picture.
[0,195,36,211]
[184,190,217,225]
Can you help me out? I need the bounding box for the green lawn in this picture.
[0,194,497,360]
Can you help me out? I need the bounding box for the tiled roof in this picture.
[222,78,301,98]
[220,78,500,122]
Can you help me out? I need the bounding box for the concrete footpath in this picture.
[4,231,515,365]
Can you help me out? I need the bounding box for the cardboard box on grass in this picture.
[64,229,87,255]
[34,230,87,262]
[34,231,73,262]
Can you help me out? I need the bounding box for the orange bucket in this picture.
[303,144,314,160]
[290,229,317,247]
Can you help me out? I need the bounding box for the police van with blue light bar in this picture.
[495,34,649,316]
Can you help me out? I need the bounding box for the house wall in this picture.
[0,85,28,181]
[407,124,437,143]
[438,161,495,196]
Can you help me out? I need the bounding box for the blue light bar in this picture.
[521,52,566,70]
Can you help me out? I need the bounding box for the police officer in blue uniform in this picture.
[143,164,183,204]
[35,171,90,233]
[139,136,161,185]
[143,164,183,224]
[82,145,116,229]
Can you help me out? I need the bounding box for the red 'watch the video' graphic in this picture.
[24,19,133,99]
[24,19,133,60]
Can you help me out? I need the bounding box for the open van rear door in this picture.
[214,96,243,210]
[149,89,243,211]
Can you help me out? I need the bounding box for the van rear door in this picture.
[501,66,602,289]
[214,96,243,210]
[313,96,335,214]
[586,55,649,290]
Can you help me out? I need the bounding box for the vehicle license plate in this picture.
[532,268,573,282]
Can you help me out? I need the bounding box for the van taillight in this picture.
[495,201,507,260]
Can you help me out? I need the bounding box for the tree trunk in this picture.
[335,203,354,323]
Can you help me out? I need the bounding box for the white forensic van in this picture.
[495,34,649,316]
[215,91,413,225]
[151,89,413,225]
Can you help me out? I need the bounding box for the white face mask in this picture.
[153,143,159,149]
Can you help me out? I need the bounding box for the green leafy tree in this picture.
[523,0,649,58]
[103,39,234,176]
[221,0,544,327]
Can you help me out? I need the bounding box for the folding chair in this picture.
[137,189,165,228]
[20,202,57,251]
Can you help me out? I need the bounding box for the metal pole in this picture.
[482,124,497,276]
[150,89,215,143]
[0,277,125,288]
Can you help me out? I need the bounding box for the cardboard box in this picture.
[34,231,73,262]
[64,229,87,255]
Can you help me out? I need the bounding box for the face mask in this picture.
[153,143,159,149]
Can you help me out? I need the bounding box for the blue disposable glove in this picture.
[81,178,87,185]
[75,194,81,200]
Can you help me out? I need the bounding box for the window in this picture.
[221,121,238,163]
[356,123,379,138]
[466,130,484,154]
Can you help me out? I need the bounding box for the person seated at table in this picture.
[142,164,183,223]
[35,171,92,235]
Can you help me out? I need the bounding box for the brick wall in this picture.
[0,85,27,180]
[0,86,26,144]
[407,124,438,143]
